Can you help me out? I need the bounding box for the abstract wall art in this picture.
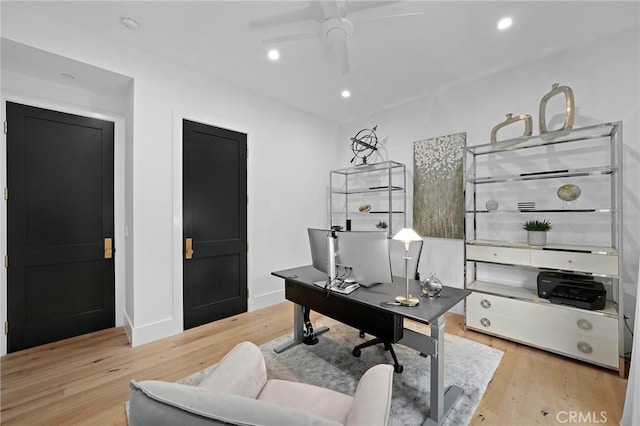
[413,132,465,239]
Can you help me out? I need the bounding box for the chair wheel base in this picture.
[352,348,361,357]
[394,364,404,374]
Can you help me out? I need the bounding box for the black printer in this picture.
[537,271,606,310]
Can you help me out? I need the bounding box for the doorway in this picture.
[5,102,115,352]
[182,119,247,330]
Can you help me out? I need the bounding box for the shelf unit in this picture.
[464,122,624,374]
[330,161,406,236]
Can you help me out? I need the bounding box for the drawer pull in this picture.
[480,318,491,327]
[493,252,498,257]
[567,260,573,264]
[577,342,593,354]
[480,299,492,309]
[577,319,593,330]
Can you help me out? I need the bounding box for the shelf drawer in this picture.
[530,250,618,275]
[466,245,529,266]
[466,292,618,368]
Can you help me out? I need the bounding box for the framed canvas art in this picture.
[413,132,465,239]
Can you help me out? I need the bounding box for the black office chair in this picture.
[352,238,423,374]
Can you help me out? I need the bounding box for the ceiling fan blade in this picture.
[262,32,318,44]
[344,1,399,15]
[321,0,342,19]
[332,41,350,74]
[354,12,425,22]
[250,2,325,27]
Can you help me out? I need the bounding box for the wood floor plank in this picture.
[0,302,627,425]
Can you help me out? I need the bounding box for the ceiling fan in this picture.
[250,1,423,74]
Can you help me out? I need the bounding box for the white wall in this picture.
[1,4,336,348]
[338,28,640,346]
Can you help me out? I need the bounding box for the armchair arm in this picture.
[346,364,394,426]
[198,341,267,399]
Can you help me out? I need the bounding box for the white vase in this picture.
[527,231,547,246]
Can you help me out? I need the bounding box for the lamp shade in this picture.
[392,228,422,243]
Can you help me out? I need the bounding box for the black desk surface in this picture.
[272,265,471,325]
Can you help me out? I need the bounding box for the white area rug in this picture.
[180,317,503,426]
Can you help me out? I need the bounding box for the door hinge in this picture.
[4,322,7,335]
[247,289,250,298]
[3,187,7,201]
[3,121,6,135]
[3,255,7,268]
[246,242,249,252]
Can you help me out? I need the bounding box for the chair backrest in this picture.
[389,238,423,280]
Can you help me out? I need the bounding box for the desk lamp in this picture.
[392,228,422,307]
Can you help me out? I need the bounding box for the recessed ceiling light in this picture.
[341,90,351,98]
[497,17,513,30]
[268,49,280,61]
[121,17,139,30]
[60,73,75,80]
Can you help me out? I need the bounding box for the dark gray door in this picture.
[182,119,247,329]
[6,102,115,352]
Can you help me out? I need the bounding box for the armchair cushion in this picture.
[258,379,353,424]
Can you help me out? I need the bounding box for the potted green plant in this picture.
[522,219,552,246]
[376,220,388,232]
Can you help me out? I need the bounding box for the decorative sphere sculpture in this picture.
[421,273,443,299]
[557,184,581,202]
[350,125,378,164]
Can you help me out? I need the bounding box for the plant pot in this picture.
[527,231,547,246]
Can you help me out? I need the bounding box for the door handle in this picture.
[185,238,194,260]
[104,238,113,259]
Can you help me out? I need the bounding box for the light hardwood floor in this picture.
[0,302,628,425]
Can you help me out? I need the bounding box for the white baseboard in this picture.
[128,316,183,348]
[249,289,285,311]
[122,310,134,345]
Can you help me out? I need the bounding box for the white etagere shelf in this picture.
[329,161,406,235]
[464,121,624,374]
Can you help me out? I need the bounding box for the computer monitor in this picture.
[308,228,334,275]
[336,230,392,286]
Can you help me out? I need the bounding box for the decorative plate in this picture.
[485,199,499,212]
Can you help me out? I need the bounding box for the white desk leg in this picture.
[273,303,329,353]
[424,315,464,426]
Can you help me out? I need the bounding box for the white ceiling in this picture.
[2,1,639,124]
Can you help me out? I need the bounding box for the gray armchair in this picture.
[129,341,394,426]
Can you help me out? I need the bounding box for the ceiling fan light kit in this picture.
[321,18,354,43]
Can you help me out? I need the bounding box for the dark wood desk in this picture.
[272,265,471,426]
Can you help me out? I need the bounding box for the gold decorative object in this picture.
[490,113,533,143]
[539,83,575,134]
[358,204,371,213]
